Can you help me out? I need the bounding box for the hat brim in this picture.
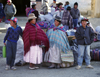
[28,17,37,20]
[10,20,17,23]
[55,18,61,22]
[81,19,88,22]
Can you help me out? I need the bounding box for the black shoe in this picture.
[56,65,60,69]
[48,65,56,69]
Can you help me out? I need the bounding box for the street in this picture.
[0,58,100,77]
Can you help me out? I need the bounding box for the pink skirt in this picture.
[24,45,43,64]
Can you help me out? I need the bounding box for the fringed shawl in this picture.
[46,24,70,54]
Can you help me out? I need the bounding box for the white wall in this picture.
[94,0,100,17]
[49,0,91,13]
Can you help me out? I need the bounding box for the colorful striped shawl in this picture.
[46,24,70,54]
[49,24,65,32]
[26,8,35,17]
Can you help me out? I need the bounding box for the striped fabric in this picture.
[23,22,49,56]
[25,8,35,17]
[46,24,70,54]
[37,21,48,29]
[48,24,65,32]
[62,10,73,29]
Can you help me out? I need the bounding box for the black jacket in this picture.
[75,26,94,45]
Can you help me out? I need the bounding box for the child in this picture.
[75,18,94,70]
[4,17,22,70]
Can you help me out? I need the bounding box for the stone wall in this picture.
[94,0,100,17]
[91,0,100,18]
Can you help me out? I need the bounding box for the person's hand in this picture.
[4,43,6,46]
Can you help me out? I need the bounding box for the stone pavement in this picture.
[0,17,100,77]
[0,58,100,77]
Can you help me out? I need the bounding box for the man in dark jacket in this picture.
[71,2,80,29]
[4,0,16,20]
[75,18,94,70]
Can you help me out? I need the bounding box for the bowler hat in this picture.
[55,16,61,22]
[28,13,37,20]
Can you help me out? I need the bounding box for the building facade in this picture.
[0,0,100,17]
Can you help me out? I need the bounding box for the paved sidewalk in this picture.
[0,58,100,77]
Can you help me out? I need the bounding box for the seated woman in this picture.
[23,13,49,70]
[45,16,72,69]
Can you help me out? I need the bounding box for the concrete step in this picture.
[15,16,27,21]
[0,28,7,33]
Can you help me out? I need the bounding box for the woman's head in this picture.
[58,2,63,8]
[28,19,36,24]
[54,16,61,26]
[7,0,12,5]
[32,3,36,9]
[28,13,37,24]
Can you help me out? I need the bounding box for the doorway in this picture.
[12,0,30,16]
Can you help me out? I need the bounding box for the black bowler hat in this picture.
[55,16,61,22]
[74,2,78,6]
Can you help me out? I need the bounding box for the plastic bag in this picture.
[5,24,11,29]
[2,46,6,58]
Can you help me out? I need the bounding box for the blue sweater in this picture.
[4,25,22,43]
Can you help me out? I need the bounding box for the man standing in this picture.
[75,18,94,70]
[71,2,80,29]
[4,0,17,20]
